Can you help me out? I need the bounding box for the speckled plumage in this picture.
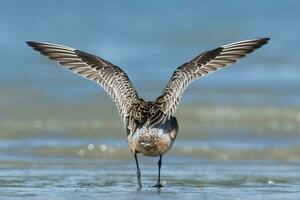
[26,38,269,189]
[128,116,178,156]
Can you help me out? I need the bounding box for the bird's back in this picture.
[127,101,178,156]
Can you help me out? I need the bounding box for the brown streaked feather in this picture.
[150,38,270,126]
[26,41,141,124]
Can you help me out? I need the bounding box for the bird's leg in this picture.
[153,155,163,188]
[134,153,142,189]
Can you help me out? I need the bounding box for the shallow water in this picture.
[1,155,300,200]
[1,0,300,199]
[1,134,300,199]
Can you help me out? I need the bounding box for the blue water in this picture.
[1,0,300,106]
[1,1,300,199]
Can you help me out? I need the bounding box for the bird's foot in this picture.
[137,184,142,191]
[137,172,142,190]
[152,183,163,189]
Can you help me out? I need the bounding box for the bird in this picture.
[26,38,269,189]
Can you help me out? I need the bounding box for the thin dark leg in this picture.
[134,153,142,189]
[153,155,163,188]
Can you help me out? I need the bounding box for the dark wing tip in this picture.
[26,41,38,47]
[258,37,270,45]
[26,41,48,55]
[26,41,46,52]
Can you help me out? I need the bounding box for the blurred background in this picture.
[0,0,300,199]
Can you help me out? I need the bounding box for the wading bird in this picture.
[27,38,269,189]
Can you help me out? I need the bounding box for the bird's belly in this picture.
[127,127,175,156]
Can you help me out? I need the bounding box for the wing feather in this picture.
[150,38,270,126]
[26,41,140,123]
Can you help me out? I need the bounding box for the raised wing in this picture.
[150,38,270,126]
[26,41,140,123]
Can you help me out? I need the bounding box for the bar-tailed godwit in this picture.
[27,38,269,189]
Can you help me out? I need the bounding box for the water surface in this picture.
[0,0,300,199]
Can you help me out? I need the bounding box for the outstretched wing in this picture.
[26,41,140,123]
[150,38,270,126]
